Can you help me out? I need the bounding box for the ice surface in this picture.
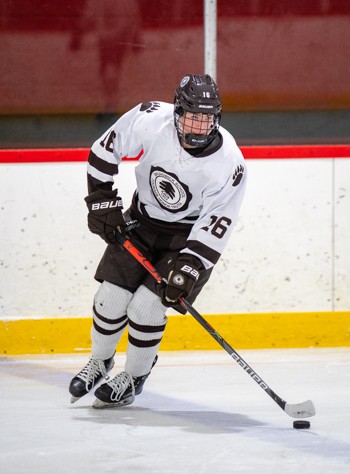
[0,348,349,474]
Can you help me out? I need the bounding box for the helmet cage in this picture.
[174,110,220,147]
[174,74,222,147]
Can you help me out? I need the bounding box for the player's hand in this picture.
[85,189,125,244]
[160,254,203,306]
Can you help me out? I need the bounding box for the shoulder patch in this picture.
[232,164,244,187]
[140,101,161,113]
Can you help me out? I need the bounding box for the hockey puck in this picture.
[293,420,310,429]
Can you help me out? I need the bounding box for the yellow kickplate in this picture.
[0,311,349,355]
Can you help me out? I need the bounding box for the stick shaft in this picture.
[118,233,287,411]
[178,298,287,411]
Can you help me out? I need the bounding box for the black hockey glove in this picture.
[84,189,125,244]
[159,254,203,308]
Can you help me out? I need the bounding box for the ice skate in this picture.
[93,356,157,408]
[69,355,114,403]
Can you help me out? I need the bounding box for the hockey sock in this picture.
[125,285,167,377]
[91,281,133,360]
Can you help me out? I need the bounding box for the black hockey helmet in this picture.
[174,74,222,147]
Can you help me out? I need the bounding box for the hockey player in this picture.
[69,74,247,408]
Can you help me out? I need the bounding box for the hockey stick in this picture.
[115,227,315,419]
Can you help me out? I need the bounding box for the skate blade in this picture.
[70,395,81,404]
[92,395,134,409]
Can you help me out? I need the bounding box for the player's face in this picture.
[179,112,215,136]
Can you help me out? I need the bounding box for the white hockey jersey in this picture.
[87,101,247,269]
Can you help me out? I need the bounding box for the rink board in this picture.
[1,311,349,355]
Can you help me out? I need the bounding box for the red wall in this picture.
[1,0,350,114]
[1,145,350,164]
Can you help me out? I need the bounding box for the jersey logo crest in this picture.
[140,101,160,113]
[149,166,192,213]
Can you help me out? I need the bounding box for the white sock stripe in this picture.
[128,334,162,348]
[93,304,128,325]
[92,308,127,332]
[128,325,165,341]
[128,317,166,333]
[93,318,128,336]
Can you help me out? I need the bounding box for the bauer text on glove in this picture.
[84,189,125,244]
[162,254,203,304]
